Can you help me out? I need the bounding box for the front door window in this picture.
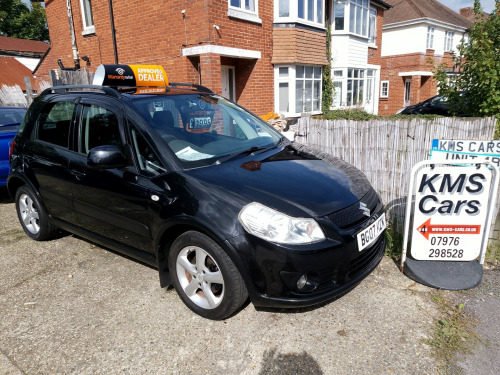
[404,79,411,107]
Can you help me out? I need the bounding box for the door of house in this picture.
[221,66,235,102]
[364,69,376,114]
[404,79,412,107]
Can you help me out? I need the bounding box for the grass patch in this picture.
[385,225,403,262]
[485,240,500,266]
[425,291,479,368]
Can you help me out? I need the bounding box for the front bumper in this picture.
[226,218,386,309]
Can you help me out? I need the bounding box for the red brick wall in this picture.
[368,7,385,66]
[378,49,454,115]
[38,0,274,115]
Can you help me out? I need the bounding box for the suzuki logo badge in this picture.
[359,202,371,217]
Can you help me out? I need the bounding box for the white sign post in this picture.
[401,160,499,290]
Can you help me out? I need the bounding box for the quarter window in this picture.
[37,101,75,148]
[130,123,166,177]
[79,105,121,154]
[80,0,95,34]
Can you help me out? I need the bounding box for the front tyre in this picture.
[15,185,57,241]
[168,231,248,320]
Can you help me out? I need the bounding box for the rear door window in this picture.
[37,101,76,148]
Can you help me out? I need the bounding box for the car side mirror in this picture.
[87,145,128,169]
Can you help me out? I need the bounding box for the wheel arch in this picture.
[154,219,251,291]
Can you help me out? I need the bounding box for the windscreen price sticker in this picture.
[411,166,492,261]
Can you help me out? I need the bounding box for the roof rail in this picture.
[169,82,213,94]
[41,85,121,99]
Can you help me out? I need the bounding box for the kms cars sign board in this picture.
[411,165,492,261]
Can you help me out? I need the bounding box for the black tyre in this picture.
[15,185,58,241]
[168,231,248,320]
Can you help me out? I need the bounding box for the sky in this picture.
[437,0,497,13]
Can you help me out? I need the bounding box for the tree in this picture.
[433,0,500,117]
[0,0,49,41]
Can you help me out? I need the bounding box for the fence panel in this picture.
[296,116,497,232]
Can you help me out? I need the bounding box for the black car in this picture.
[397,95,450,115]
[8,74,385,319]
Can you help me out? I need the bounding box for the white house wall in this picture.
[332,35,369,68]
[382,22,468,57]
[381,24,428,56]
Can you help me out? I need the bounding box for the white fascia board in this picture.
[383,18,468,33]
[398,71,433,77]
[182,45,261,59]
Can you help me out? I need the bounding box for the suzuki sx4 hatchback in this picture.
[8,66,386,319]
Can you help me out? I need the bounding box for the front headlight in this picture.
[238,202,325,244]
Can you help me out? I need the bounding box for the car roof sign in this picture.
[93,64,169,87]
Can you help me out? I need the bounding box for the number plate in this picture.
[357,213,386,251]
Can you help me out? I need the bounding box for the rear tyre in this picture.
[15,185,58,241]
[168,231,248,320]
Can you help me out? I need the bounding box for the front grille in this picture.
[348,235,385,280]
[327,188,381,229]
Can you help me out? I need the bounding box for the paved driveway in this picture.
[0,189,440,374]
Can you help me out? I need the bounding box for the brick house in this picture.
[330,0,391,114]
[378,0,473,116]
[37,0,342,117]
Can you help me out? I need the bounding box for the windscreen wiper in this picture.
[214,145,273,165]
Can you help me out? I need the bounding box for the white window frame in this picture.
[228,0,262,24]
[274,65,323,116]
[80,0,95,35]
[274,0,325,29]
[368,7,377,45]
[380,81,389,98]
[332,0,370,38]
[444,31,454,51]
[426,26,435,49]
[349,0,369,37]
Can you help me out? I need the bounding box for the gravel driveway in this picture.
[0,189,441,374]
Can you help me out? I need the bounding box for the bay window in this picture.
[332,1,376,40]
[275,65,322,115]
[275,0,325,27]
[349,0,369,36]
[229,0,261,23]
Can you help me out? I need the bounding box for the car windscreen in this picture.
[131,94,282,169]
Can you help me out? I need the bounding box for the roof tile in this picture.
[384,0,473,28]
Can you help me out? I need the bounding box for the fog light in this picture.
[297,274,308,290]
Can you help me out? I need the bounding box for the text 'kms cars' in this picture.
[8,65,386,319]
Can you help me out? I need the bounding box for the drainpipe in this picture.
[108,0,119,64]
[65,0,81,70]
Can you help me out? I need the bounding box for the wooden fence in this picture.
[295,116,498,234]
[0,69,95,107]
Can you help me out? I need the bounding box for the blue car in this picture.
[0,107,26,186]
